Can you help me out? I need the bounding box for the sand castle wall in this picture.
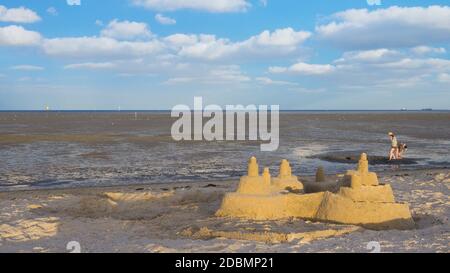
[216,192,324,220]
[315,192,414,230]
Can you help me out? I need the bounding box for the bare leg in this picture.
[389,148,396,160]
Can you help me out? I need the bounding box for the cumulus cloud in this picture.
[334,49,400,63]
[255,77,298,86]
[164,65,250,85]
[316,6,450,49]
[101,19,151,40]
[0,5,41,23]
[64,62,117,70]
[271,47,450,93]
[411,46,446,55]
[437,73,450,83]
[132,0,250,13]
[11,65,44,71]
[165,28,311,60]
[155,13,176,25]
[24,25,309,61]
[373,58,450,71]
[0,25,42,46]
[42,36,163,57]
[269,62,335,75]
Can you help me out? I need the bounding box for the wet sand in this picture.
[1,111,449,190]
[0,168,448,253]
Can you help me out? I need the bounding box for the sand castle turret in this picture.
[236,157,272,195]
[216,153,414,230]
[271,159,304,192]
[279,160,291,177]
[247,156,259,177]
[346,153,379,188]
[263,167,271,186]
[315,166,326,183]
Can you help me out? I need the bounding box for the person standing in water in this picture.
[388,132,398,160]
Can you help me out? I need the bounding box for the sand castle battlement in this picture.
[216,154,415,230]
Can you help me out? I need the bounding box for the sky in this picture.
[0,0,449,110]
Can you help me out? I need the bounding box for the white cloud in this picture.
[249,28,311,47]
[269,62,335,75]
[165,28,311,60]
[164,65,250,85]
[42,36,163,57]
[373,58,450,70]
[437,73,450,83]
[132,0,250,13]
[271,48,450,93]
[0,25,42,46]
[411,46,446,55]
[255,77,298,86]
[0,5,41,23]
[64,62,117,70]
[47,7,58,16]
[11,65,44,71]
[316,6,450,49]
[334,49,400,63]
[36,25,309,61]
[95,20,103,26]
[155,13,176,25]
[259,0,268,7]
[101,19,151,40]
[67,0,81,6]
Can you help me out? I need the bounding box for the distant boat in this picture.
[400,108,407,111]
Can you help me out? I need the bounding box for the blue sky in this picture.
[0,0,449,110]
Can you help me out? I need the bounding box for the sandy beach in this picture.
[1,0,450,258]
[1,168,448,253]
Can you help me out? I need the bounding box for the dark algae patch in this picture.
[310,151,422,165]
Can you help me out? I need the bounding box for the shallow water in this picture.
[0,111,449,190]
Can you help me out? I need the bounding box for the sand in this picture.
[0,168,448,253]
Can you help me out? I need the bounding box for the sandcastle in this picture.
[216,153,415,230]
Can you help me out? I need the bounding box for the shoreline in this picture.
[1,166,448,194]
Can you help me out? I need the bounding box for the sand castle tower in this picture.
[236,157,272,195]
[314,153,414,229]
[315,166,326,183]
[262,167,271,187]
[345,153,379,188]
[271,159,304,192]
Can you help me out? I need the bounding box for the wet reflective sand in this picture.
[0,111,449,190]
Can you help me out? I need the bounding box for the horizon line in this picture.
[0,109,448,112]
